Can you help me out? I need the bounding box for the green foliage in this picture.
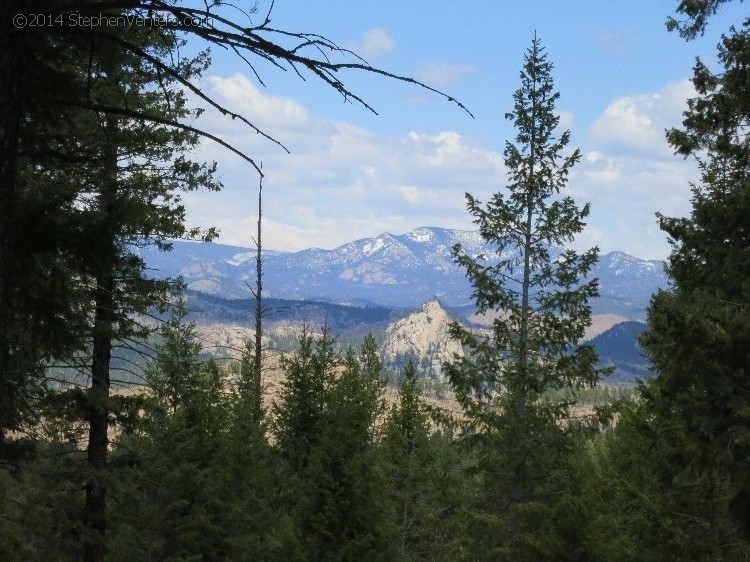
[360,332,383,380]
[444,35,606,559]
[0,439,85,561]
[273,332,392,559]
[301,353,390,560]
[0,0,96,445]
[106,309,300,560]
[146,296,203,415]
[109,310,229,559]
[638,14,750,554]
[563,395,748,561]
[273,327,336,472]
[383,361,438,560]
[667,0,738,38]
[384,361,430,451]
[543,383,634,407]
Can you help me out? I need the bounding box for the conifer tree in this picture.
[382,360,431,560]
[360,332,383,380]
[72,27,219,560]
[273,327,336,472]
[301,343,390,560]
[145,295,203,416]
[639,17,750,554]
[445,36,605,559]
[110,306,230,560]
[667,0,737,39]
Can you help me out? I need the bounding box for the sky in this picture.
[181,1,747,259]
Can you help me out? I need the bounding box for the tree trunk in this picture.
[0,0,24,442]
[512,94,536,507]
[253,172,263,417]
[84,117,118,562]
[84,272,114,562]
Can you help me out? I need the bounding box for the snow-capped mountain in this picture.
[140,226,667,319]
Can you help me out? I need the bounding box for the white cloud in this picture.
[207,74,310,130]
[185,73,504,252]
[557,110,575,132]
[347,28,395,59]
[571,80,702,259]
[417,62,477,86]
[183,74,700,260]
[588,80,694,157]
[570,153,697,259]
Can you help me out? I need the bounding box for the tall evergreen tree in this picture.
[639,16,750,555]
[145,295,203,416]
[382,360,432,560]
[360,332,383,380]
[70,26,219,560]
[109,306,231,560]
[445,36,605,559]
[0,0,95,456]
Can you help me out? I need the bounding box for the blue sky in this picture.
[182,1,746,259]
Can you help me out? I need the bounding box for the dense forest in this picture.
[0,1,748,560]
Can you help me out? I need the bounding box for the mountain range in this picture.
[136,227,663,383]
[141,226,667,320]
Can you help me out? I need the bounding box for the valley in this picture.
[148,226,659,385]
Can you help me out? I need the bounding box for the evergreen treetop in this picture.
[445,35,606,559]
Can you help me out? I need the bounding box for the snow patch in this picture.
[362,237,385,256]
[408,227,434,243]
[225,252,255,266]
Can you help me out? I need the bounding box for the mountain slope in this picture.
[590,321,650,384]
[140,227,667,319]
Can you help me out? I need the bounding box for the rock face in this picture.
[381,300,464,379]
[180,290,646,384]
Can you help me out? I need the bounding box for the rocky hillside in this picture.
[154,291,648,384]
[381,300,464,379]
[376,300,642,383]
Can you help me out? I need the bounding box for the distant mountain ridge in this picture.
[589,321,650,384]
[140,226,667,320]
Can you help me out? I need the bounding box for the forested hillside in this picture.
[1,1,748,561]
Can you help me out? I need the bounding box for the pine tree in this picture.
[0,0,96,456]
[667,0,737,39]
[382,360,431,560]
[360,332,383,380]
[301,343,390,560]
[70,26,219,560]
[272,327,336,472]
[109,308,231,560]
[639,18,750,555]
[444,35,606,559]
[145,296,203,417]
